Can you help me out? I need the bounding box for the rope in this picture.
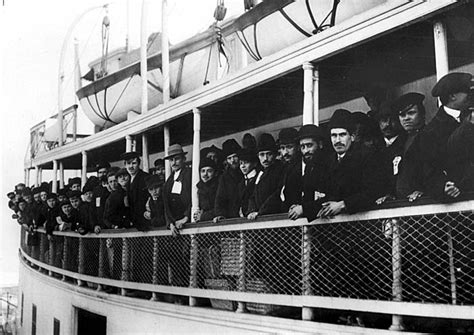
[305,0,319,33]
[203,40,214,85]
[278,8,311,37]
[252,23,262,60]
[236,30,260,61]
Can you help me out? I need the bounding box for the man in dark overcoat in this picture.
[193,158,219,223]
[121,151,150,231]
[247,133,285,220]
[213,139,243,222]
[91,161,111,232]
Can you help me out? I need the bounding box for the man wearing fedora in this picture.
[121,151,150,231]
[288,124,328,222]
[247,133,285,220]
[163,144,191,236]
[213,139,244,222]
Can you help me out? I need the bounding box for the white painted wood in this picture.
[140,0,148,115]
[433,20,449,81]
[191,108,201,223]
[162,0,170,103]
[142,134,149,172]
[81,151,87,186]
[302,62,314,125]
[59,161,64,188]
[52,160,58,193]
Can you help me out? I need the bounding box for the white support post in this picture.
[161,0,170,103]
[24,169,29,186]
[191,108,201,223]
[302,62,314,125]
[52,160,58,193]
[142,134,150,173]
[59,161,64,189]
[164,125,171,179]
[126,135,133,152]
[35,166,39,187]
[140,0,148,115]
[81,151,88,187]
[313,65,319,126]
[38,167,43,185]
[433,20,449,81]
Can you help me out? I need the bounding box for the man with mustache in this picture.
[278,127,302,212]
[288,124,328,221]
[317,109,385,218]
[247,133,285,220]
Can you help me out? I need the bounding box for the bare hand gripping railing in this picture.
[19,200,474,327]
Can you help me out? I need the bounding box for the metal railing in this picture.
[20,199,474,328]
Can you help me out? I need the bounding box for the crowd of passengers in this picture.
[8,72,474,238]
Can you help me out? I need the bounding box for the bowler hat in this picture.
[328,109,354,132]
[257,133,277,153]
[237,148,258,163]
[278,128,298,145]
[164,144,187,160]
[222,139,241,158]
[199,158,217,170]
[432,72,473,97]
[144,175,164,189]
[391,92,425,114]
[298,124,324,141]
[120,151,141,161]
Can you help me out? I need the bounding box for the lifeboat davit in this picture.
[76,0,384,129]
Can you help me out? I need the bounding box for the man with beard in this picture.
[288,124,328,221]
[317,109,384,218]
[92,162,111,232]
[121,151,150,231]
[193,158,219,223]
[247,133,285,220]
[278,127,302,212]
[213,139,243,222]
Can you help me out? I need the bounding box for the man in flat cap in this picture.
[247,133,285,220]
[213,139,244,222]
[288,124,329,221]
[162,144,191,236]
[121,151,150,231]
[317,109,385,218]
[193,158,219,223]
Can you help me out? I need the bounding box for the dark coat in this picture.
[280,159,303,212]
[45,205,61,235]
[325,147,385,214]
[128,169,150,230]
[214,168,244,219]
[57,210,80,232]
[163,167,192,226]
[301,154,331,222]
[93,184,110,228]
[103,187,131,229]
[77,201,97,233]
[197,177,219,222]
[237,169,259,217]
[447,122,474,192]
[248,160,285,216]
[380,133,407,197]
[148,196,166,228]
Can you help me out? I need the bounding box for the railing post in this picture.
[189,234,198,306]
[39,233,46,264]
[62,237,69,281]
[97,238,106,291]
[236,231,248,313]
[151,236,160,301]
[302,225,314,321]
[121,237,130,296]
[390,219,405,331]
[48,237,55,276]
[78,237,85,286]
[447,225,457,305]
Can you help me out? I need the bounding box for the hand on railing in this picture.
[288,204,303,220]
[444,181,461,198]
[407,190,424,202]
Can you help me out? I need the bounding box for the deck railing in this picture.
[19,199,474,328]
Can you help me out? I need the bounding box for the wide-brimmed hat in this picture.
[222,139,241,158]
[257,133,277,153]
[432,72,473,97]
[297,124,324,141]
[164,144,187,160]
[328,109,354,132]
[237,148,258,163]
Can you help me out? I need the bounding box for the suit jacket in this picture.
[93,184,110,228]
[237,169,259,217]
[103,187,131,229]
[163,167,192,226]
[128,169,150,230]
[197,177,219,222]
[248,160,285,216]
[148,196,166,228]
[325,147,385,214]
[380,133,407,197]
[280,158,303,212]
[447,122,474,192]
[214,168,244,219]
[301,154,330,222]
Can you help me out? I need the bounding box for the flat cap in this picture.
[199,157,217,170]
[67,190,82,200]
[120,151,141,161]
[222,139,241,158]
[432,72,473,97]
[278,127,298,145]
[257,133,277,153]
[237,148,258,163]
[328,109,354,132]
[46,193,57,200]
[298,124,324,141]
[115,168,130,178]
[391,92,425,114]
[95,161,111,171]
[144,175,164,189]
[164,144,187,160]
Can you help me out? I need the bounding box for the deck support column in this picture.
[125,135,133,152]
[38,167,43,185]
[302,62,315,125]
[433,20,449,81]
[163,125,171,178]
[389,219,405,331]
[142,134,150,173]
[59,161,64,189]
[191,108,201,223]
[24,169,30,186]
[52,160,58,193]
[313,65,320,126]
[140,0,149,116]
[81,151,87,187]
[34,166,39,187]
[161,0,170,102]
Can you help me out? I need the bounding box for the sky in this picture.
[0,0,243,287]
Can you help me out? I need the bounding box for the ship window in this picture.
[76,308,106,335]
[32,304,37,335]
[53,318,60,335]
